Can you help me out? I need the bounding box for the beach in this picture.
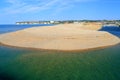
[0,23,120,51]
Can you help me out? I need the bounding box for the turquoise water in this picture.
[0,25,120,80]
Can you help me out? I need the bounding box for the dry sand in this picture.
[0,23,120,51]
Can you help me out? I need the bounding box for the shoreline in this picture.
[0,23,120,52]
[0,38,120,52]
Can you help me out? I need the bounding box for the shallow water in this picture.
[0,25,120,80]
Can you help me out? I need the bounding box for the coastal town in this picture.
[16,20,120,27]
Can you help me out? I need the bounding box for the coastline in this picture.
[0,42,120,52]
[0,23,120,51]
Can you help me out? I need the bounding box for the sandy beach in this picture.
[0,23,120,51]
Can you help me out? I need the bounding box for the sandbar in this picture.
[0,23,120,51]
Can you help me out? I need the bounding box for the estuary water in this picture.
[0,25,120,80]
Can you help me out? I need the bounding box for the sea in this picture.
[0,24,120,80]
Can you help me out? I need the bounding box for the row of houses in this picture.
[16,20,120,26]
[16,20,94,25]
[16,21,56,25]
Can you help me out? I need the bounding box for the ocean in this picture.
[0,25,120,80]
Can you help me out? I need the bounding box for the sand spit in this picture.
[0,23,120,51]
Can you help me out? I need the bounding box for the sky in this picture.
[0,0,120,24]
